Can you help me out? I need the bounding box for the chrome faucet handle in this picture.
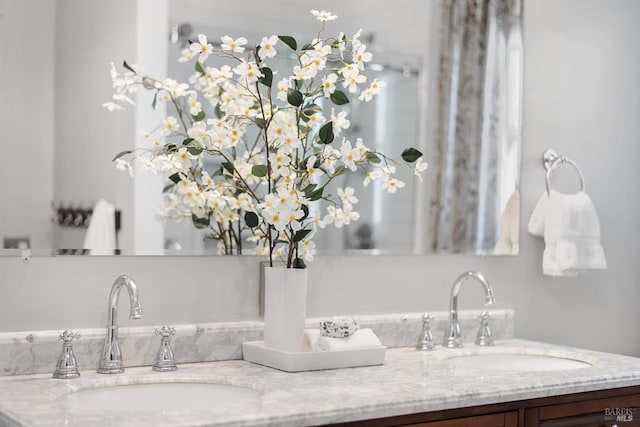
[417,314,436,351]
[153,326,177,372]
[475,311,494,346]
[53,330,81,379]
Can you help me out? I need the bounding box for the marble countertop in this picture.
[1,339,640,427]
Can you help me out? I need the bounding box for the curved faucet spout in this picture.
[444,271,495,348]
[108,275,143,323]
[98,275,143,374]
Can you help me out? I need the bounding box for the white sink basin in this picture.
[443,353,592,372]
[60,382,262,413]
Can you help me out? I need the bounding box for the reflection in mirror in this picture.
[429,0,522,254]
[0,0,521,257]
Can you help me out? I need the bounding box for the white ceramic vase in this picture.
[263,266,308,352]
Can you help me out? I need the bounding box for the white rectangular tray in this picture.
[242,341,386,372]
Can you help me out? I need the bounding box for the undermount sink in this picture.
[59,382,263,413]
[442,353,592,372]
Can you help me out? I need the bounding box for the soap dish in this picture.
[242,341,386,372]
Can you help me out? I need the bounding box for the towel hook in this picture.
[542,149,585,195]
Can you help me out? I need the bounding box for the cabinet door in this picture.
[527,394,640,427]
[405,411,518,427]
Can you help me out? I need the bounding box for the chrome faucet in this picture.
[444,271,495,348]
[97,275,142,374]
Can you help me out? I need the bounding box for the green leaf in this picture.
[258,67,273,87]
[112,150,132,162]
[255,118,267,129]
[303,183,318,196]
[221,162,235,175]
[122,60,136,74]
[366,152,381,164]
[252,164,268,177]
[188,147,203,156]
[330,90,350,105]
[195,61,205,75]
[293,229,312,242]
[401,147,423,163]
[168,172,182,184]
[215,103,223,119]
[192,111,205,122]
[302,103,322,117]
[300,204,310,221]
[292,257,307,269]
[162,184,175,193]
[333,165,347,177]
[300,43,313,51]
[151,91,158,110]
[192,214,210,229]
[182,138,195,145]
[278,35,297,51]
[142,77,155,90]
[318,121,335,144]
[287,88,303,107]
[307,187,324,202]
[244,211,259,228]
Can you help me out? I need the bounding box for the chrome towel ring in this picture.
[542,149,585,196]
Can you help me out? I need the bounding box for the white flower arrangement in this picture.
[106,10,427,268]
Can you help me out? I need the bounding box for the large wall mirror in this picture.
[0,0,522,257]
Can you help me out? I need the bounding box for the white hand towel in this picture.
[494,192,520,255]
[82,199,116,255]
[312,328,382,352]
[528,190,607,277]
[527,192,548,238]
[303,328,321,352]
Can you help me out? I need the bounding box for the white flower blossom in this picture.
[258,35,279,60]
[337,187,358,210]
[322,73,338,97]
[324,205,359,228]
[383,178,406,194]
[363,170,382,187]
[306,155,323,178]
[276,78,291,102]
[353,44,373,70]
[233,61,262,83]
[115,158,133,177]
[160,116,179,135]
[220,35,248,53]
[414,158,428,180]
[188,93,202,115]
[190,34,214,63]
[359,79,387,102]
[311,9,337,21]
[331,109,350,135]
[340,139,361,171]
[343,71,366,94]
[178,48,195,63]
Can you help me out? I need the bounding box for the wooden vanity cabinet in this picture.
[329,386,640,427]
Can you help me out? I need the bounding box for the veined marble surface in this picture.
[1,339,640,427]
[0,309,514,376]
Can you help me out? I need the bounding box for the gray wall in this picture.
[0,0,638,356]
